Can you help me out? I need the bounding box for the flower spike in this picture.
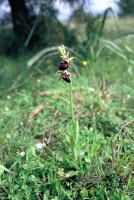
[58,45,74,83]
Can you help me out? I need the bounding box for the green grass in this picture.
[0,16,134,199]
[0,50,134,199]
[103,16,134,39]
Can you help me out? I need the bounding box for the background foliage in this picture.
[118,0,134,16]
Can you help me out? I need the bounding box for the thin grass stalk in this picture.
[24,15,40,47]
[99,7,120,38]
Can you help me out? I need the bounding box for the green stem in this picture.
[70,81,75,125]
[70,80,77,160]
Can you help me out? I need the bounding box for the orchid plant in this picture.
[58,45,79,161]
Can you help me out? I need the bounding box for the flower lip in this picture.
[61,71,71,83]
[59,60,70,71]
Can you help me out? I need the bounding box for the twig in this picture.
[120,119,134,133]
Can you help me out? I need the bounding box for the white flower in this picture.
[127,95,130,99]
[7,95,11,99]
[37,79,41,83]
[36,143,46,149]
[20,151,25,157]
[5,107,9,112]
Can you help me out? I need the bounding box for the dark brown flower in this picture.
[61,71,71,83]
[59,60,70,71]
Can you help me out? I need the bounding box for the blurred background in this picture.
[0,0,134,91]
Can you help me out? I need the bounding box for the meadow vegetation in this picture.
[0,15,134,200]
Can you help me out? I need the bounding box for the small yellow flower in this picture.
[82,61,88,66]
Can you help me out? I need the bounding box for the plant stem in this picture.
[69,80,78,161]
[70,80,75,125]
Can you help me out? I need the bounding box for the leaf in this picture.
[65,170,78,178]
[55,151,64,161]
[0,165,12,176]
[27,46,58,67]
[101,39,128,61]
[124,45,133,53]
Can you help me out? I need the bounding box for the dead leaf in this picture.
[27,102,44,126]
[35,90,64,97]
